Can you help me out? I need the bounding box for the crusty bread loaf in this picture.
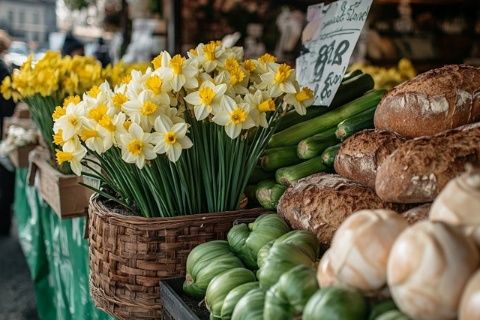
[376,124,480,203]
[374,64,480,137]
[277,173,400,248]
[334,129,406,188]
[401,204,431,224]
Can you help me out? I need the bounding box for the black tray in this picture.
[160,278,210,320]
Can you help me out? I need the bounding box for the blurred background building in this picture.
[0,0,479,70]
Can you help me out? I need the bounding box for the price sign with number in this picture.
[297,0,373,106]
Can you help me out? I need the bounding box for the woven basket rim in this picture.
[89,193,266,224]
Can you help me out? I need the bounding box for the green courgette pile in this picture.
[248,71,385,210]
[182,213,411,320]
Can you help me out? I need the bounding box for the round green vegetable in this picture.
[228,213,290,269]
[257,242,316,289]
[264,265,319,320]
[231,288,265,320]
[375,311,410,320]
[369,300,398,320]
[274,230,319,261]
[220,281,259,320]
[183,240,244,299]
[257,240,274,269]
[205,268,256,319]
[302,286,367,320]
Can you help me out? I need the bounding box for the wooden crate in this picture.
[9,144,37,168]
[160,278,209,320]
[28,147,92,218]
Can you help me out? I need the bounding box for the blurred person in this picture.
[0,30,17,236]
[61,31,85,56]
[94,38,111,67]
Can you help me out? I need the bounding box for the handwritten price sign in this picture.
[297,0,373,106]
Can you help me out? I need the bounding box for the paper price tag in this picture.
[297,0,373,106]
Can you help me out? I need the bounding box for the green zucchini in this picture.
[335,106,376,140]
[261,146,302,172]
[276,73,374,131]
[256,180,287,210]
[249,166,274,184]
[297,127,338,159]
[342,69,363,81]
[275,156,327,186]
[321,144,341,167]
[270,89,385,147]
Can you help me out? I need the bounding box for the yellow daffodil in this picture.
[123,90,166,131]
[156,52,198,92]
[244,90,276,127]
[153,116,193,162]
[53,101,86,141]
[118,123,157,168]
[79,119,113,154]
[196,40,225,72]
[55,137,87,175]
[212,98,255,139]
[260,63,296,98]
[184,81,227,120]
[284,87,314,115]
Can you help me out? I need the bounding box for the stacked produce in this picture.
[182,213,328,320]
[251,71,386,209]
[272,64,480,320]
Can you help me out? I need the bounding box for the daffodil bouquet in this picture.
[1,51,104,170]
[52,41,313,217]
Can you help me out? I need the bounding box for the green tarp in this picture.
[14,168,114,320]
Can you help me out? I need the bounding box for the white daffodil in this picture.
[55,137,87,176]
[196,41,225,73]
[155,52,198,92]
[244,90,276,128]
[153,116,193,162]
[255,53,277,74]
[123,90,164,131]
[284,87,314,115]
[259,63,297,98]
[53,100,86,141]
[78,119,113,154]
[118,123,157,169]
[184,81,227,120]
[212,97,255,139]
[83,81,112,107]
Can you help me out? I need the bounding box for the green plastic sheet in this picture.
[14,168,114,320]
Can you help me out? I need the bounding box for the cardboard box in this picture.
[28,147,92,218]
[9,144,37,168]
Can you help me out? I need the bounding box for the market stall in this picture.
[0,0,479,319]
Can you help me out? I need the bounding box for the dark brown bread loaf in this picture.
[374,64,480,138]
[401,204,431,224]
[277,173,400,248]
[376,124,480,203]
[334,129,406,188]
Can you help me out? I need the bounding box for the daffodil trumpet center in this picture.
[230,107,247,125]
[164,132,177,145]
[127,139,144,155]
[141,101,158,116]
[274,64,293,84]
[199,87,215,106]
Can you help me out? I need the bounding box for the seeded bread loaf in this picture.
[376,124,480,203]
[334,129,406,188]
[277,173,400,248]
[374,65,480,137]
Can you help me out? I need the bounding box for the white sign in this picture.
[297,0,373,106]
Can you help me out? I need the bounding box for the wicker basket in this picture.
[88,194,266,320]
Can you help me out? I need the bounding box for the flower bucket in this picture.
[27,147,92,218]
[88,194,266,319]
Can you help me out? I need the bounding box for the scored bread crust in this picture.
[277,173,400,248]
[334,129,406,188]
[375,124,480,203]
[374,64,480,137]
